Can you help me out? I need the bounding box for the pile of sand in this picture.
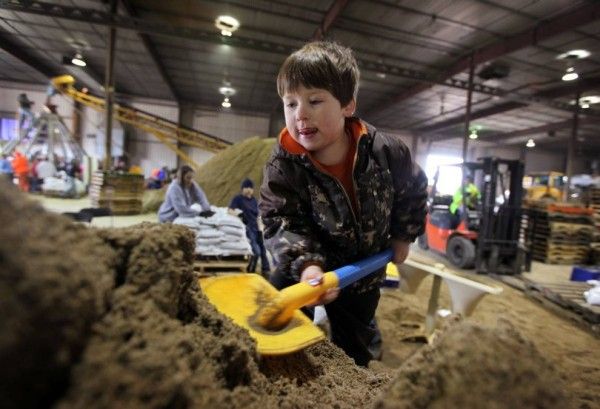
[373,319,570,409]
[0,180,574,408]
[196,137,276,206]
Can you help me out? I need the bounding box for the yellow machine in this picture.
[51,75,230,170]
[522,171,565,202]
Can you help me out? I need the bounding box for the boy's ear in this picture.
[342,99,356,117]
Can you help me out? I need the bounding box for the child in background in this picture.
[259,41,428,366]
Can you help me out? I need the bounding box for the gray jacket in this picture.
[158,180,210,223]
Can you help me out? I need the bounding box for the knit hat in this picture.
[241,178,254,189]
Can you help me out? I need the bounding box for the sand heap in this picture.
[373,319,570,409]
[196,137,276,206]
[0,179,572,409]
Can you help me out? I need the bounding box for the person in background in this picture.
[158,165,211,223]
[17,93,34,138]
[259,41,428,366]
[228,178,271,275]
[0,154,13,182]
[11,150,30,192]
[449,174,480,226]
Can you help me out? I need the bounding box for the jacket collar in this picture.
[278,117,368,156]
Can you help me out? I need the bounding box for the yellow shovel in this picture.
[199,249,393,355]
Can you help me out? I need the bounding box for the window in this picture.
[425,154,463,195]
[0,118,18,141]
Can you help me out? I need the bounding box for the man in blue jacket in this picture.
[229,178,271,275]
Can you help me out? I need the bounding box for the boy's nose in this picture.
[296,103,308,120]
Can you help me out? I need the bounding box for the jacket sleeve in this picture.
[259,159,325,282]
[168,183,199,218]
[192,182,211,212]
[380,135,428,242]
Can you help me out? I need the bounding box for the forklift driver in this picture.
[449,175,480,227]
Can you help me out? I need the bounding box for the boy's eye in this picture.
[310,100,322,105]
[285,102,296,108]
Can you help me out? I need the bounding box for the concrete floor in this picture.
[29,194,157,228]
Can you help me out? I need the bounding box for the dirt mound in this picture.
[0,179,116,409]
[141,186,167,213]
[58,222,389,408]
[196,137,276,206]
[373,319,571,409]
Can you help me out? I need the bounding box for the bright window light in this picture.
[425,154,463,195]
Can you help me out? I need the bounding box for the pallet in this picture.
[533,253,588,265]
[193,260,247,274]
[524,281,600,327]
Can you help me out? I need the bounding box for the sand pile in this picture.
[373,319,570,409]
[1,179,573,409]
[0,180,116,409]
[196,137,276,206]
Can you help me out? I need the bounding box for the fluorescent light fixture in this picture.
[526,138,535,148]
[71,53,86,67]
[562,67,578,81]
[215,15,240,37]
[219,86,236,96]
[556,49,591,60]
[221,97,231,108]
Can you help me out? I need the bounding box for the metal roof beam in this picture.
[312,0,349,40]
[416,76,600,134]
[486,117,598,143]
[0,30,60,78]
[120,0,179,102]
[367,2,600,111]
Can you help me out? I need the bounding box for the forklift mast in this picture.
[476,157,527,274]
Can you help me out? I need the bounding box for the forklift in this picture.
[419,157,529,275]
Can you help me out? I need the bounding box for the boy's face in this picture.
[282,85,355,155]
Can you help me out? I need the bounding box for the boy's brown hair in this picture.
[277,41,360,107]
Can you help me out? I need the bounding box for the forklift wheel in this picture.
[417,234,429,250]
[447,236,475,269]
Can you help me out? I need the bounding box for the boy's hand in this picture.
[300,265,340,306]
[392,240,411,264]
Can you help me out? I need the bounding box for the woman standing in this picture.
[158,165,211,223]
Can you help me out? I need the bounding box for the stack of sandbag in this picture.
[42,171,86,198]
[173,206,251,257]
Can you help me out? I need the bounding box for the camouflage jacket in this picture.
[259,119,428,293]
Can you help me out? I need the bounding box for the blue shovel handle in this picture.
[334,249,393,289]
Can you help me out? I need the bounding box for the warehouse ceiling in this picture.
[1,0,599,153]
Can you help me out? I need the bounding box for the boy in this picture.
[228,178,271,275]
[259,41,428,366]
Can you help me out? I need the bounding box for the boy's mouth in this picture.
[298,127,318,137]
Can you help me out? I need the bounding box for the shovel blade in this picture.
[199,274,325,355]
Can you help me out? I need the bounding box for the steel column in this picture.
[462,55,475,164]
[565,90,580,200]
[104,0,117,171]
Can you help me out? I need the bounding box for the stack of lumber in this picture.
[590,187,600,263]
[526,203,594,264]
[89,171,144,215]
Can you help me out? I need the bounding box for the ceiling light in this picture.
[526,138,535,148]
[215,16,240,37]
[376,72,386,79]
[71,53,86,67]
[219,86,236,97]
[469,130,478,140]
[221,97,231,108]
[562,67,578,81]
[556,49,591,60]
[581,103,590,109]
[580,95,600,106]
